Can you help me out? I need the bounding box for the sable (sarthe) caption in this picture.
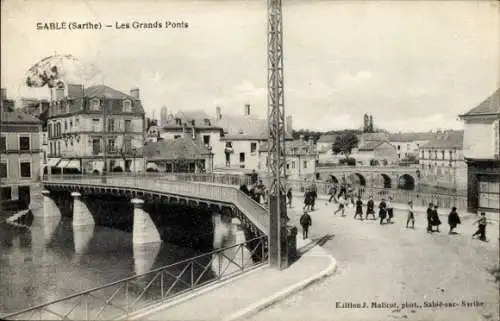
[36,21,189,31]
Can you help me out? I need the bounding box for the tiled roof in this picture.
[142,137,211,160]
[358,132,389,142]
[461,88,500,117]
[421,130,464,149]
[317,134,339,143]
[216,113,292,140]
[161,110,222,130]
[259,139,316,154]
[84,85,136,100]
[1,110,41,124]
[357,140,385,151]
[388,132,435,142]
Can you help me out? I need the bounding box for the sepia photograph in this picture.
[0,0,499,320]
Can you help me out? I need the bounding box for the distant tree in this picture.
[332,132,359,159]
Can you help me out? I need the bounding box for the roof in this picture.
[142,137,211,160]
[317,134,339,143]
[388,132,435,142]
[357,140,385,151]
[161,110,222,131]
[1,110,41,124]
[216,113,293,140]
[461,88,500,117]
[421,130,464,149]
[49,84,145,116]
[358,132,389,142]
[259,139,316,154]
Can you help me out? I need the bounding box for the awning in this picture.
[65,160,81,169]
[56,160,70,168]
[47,158,60,167]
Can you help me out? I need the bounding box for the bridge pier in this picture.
[71,192,95,227]
[132,198,162,245]
[40,190,62,218]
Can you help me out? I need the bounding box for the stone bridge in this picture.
[315,166,421,190]
[40,176,269,248]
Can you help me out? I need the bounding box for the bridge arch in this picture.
[329,175,339,184]
[372,173,392,189]
[349,173,366,186]
[398,174,416,190]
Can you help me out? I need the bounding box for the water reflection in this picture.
[0,210,243,315]
[133,243,162,276]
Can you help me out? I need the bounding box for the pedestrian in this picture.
[250,169,258,185]
[310,183,318,211]
[240,184,250,196]
[378,198,387,225]
[406,201,415,229]
[353,195,364,220]
[386,196,394,223]
[365,196,375,220]
[303,188,311,211]
[432,205,441,232]
[286,187,293,208]
[448,206,461,234]
[328,184,337,203]
[426,203,434,233]
[334,196,347,217]
[299,210,312,240]
[472,212,488,241]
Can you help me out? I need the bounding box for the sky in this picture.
[1,0,499,132]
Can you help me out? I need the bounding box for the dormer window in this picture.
[191,120,196,126]
[204,119,211,126]
[90,98,100,111]
[175,118,182,126]
[123,99,132,112]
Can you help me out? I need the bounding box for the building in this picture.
[351,140,398,166]
[316,134,341,164]
[388,132,435,160]
[1,89,42,206]
[418,130,466,190]
[259,139,317,179]
[459,88,500,213]
[214,104,293,171]
[46,84,145,174]
[142,137,213,173]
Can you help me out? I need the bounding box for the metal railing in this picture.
[2,235,268,321]
[44,172,467,210]
[43,174,268,233]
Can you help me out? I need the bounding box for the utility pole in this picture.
[267,0,292,270]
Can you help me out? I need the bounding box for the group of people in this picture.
[298,192,492,242]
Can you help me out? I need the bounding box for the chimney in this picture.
[299,134,304,141]
[0,88,6,100]
[192,126,195,139]
[55,87,65,100]
[286,116,293,133]
[67,84,83,98]
[244,104,250,116]
[216,106,222,120]
[130,87,140,99]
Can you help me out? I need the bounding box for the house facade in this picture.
[1,90,42,206]
[46,84,145,174]
[258,139,317,179]
[388,132,434,160]
[351,140,398,166]
[316,134,341,164]
[459,88,500,213]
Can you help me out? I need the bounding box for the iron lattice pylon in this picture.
[267,0,289,269]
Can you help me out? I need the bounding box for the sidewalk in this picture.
[128,239,337,321]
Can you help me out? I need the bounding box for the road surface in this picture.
[247,197,499,321]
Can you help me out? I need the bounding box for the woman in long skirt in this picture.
[378,199,387,225]
[448,206,461,234]
[353,196,363,220]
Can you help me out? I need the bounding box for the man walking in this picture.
[432,205,441,232]
[366,196,376,220]
[472,212,488,241]
[386,196,394,223]
[334,196,347,217]
[286,187,293,208]
[354,195,364,220]
[379,198,387,225]
[406,201,415,229]
[328,183,337,203]
[426,203,434,233]
[300,211,312,240]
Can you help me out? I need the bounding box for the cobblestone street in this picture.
[247,197,499,321]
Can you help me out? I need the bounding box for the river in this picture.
[0,203,246,316]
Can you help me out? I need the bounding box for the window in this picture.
[479,177,500,210]
[108,138,115,152]
[0,136,5,152]
[250,142,257,154]
[191,120,196,126]
[303,160,307,169]
[204,119,211,126]
[203,135,210,145]
[125,120,132,132]
[0,162,7,178]
[108,119,115,132]
[175,118,182,125]
[64,121,68,131]
[441,150,445,160]
[92,119,100,132]
[90,98,100,111]
[449,150,453,161]
[43,151,47,163]
[92,138,101,155]
[70,119,73,128]
[240,152,245,163]
[57,141,61,156]
[20,162,31,178]
[48,124,52,138]
[122,99,132,112]
[0,187,12,201]
[292,161,295,169]
[397,145,400,150]
[123,137,132,153]
[19,136,30,151]
[76,118,80,126]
